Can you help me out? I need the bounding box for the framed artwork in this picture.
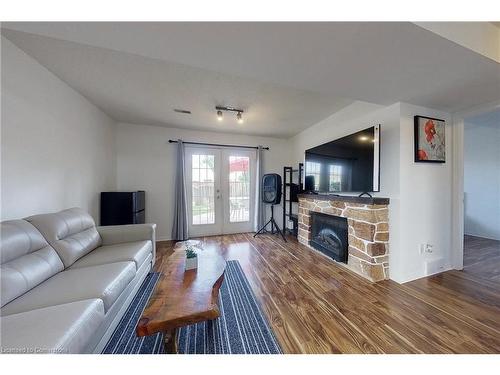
[414,115,445,163]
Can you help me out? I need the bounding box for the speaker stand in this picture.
[254,205,287,242]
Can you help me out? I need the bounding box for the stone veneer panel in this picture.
[298,197,390,282]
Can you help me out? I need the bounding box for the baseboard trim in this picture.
[392,265,453,284]
[156,236,172,242]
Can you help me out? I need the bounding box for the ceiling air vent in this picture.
[174,109,192,114]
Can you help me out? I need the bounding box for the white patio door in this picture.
[186,147,255,237]
[221,148,256,234]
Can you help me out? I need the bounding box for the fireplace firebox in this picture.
[310,212,348,263]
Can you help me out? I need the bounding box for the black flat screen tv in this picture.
[304,125,380,193]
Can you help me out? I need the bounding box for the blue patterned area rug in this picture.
[102,260,282,354]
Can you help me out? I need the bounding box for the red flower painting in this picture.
[424,119,436,143]
[414,116,445,163]
[417,149,428,160]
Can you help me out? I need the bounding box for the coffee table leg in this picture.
[163,328,178,354]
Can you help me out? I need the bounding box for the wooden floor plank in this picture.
[155,234,500,354]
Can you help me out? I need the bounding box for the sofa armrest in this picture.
[96,224,156,265]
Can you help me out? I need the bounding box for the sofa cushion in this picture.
[1,220,64,307]
[70,240,152,270]
[25,208,102,268]
[0,299,105,354]
[1,261,135,316]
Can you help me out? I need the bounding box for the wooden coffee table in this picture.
[135,243,226,353]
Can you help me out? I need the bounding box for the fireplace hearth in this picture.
[310,212,348,263]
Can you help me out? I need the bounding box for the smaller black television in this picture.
[304,125,380,193]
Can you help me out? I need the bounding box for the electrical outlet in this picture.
[419,243,434,254]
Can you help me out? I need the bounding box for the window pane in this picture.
[192,154,199,168]
[192,154,215,225]
[229,156,250,223]
[306,161,321,191]
[329,165,342,192]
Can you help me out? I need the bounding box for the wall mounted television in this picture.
[304,125,380,194]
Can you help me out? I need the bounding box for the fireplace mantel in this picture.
[298,195,390,282]
[297,193,390,205]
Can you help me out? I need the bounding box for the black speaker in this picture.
[262,173,282,204]
[304,175,315,192]
[255,173,286,241]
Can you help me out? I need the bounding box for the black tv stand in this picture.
[358,192,373,198]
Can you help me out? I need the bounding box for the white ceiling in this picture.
[2,22,500,137]
[2,28,353,138]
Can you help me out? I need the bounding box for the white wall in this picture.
[115,123,291,240]
[396,103,453,283]
[289,101,453,283]
[289,101,400,198]
[1,37,116,221]
[464,121,500,240]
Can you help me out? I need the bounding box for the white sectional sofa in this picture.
[0,208,156,354]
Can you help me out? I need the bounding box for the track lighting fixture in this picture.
[215,106,244,124]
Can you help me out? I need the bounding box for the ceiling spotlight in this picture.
[359,136,369,141]
[215,106,244,124]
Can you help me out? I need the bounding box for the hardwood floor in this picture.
[464,235,500,282]
[155,233,500,354]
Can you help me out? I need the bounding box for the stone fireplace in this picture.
[298,194,390,282]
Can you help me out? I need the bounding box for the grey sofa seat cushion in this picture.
[26,208,102,268]
[1,262,136,316]
[97,224,157,266]
[0,299,105,354]
[70,240,152,271]
[1,220,64,307]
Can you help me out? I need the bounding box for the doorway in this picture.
[185,147,256,237]
[462,108,500,281]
